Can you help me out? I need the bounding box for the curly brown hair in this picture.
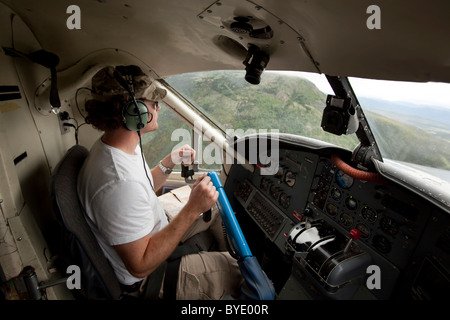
[84,95,129,131]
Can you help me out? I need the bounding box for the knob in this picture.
[349,228,361,240]
[303,208,312,217]
[344,228,361,254]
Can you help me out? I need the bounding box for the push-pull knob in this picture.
[344,228,361,254]
[303,208,313,229]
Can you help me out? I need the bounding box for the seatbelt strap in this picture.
[163,257,181,300]
[163,244,200,300]
[143,261,167,299]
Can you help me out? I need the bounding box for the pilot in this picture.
[77,65,243,299]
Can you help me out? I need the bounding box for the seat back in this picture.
[51,145,122,299]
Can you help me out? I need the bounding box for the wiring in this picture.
[137,130,155,191]
[75,87,90,121]
[62,116,87,145]
[60,86,91,145]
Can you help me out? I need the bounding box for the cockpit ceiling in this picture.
[2,0,449,83]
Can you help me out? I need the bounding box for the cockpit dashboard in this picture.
[224,134,450,300]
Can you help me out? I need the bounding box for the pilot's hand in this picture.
[186,174,219,215]
[170,144,195,167]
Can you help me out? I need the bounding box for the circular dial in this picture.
[345,196,358,210]
[361,206,378,223]
[356,223,371,239]
[326,203,338,217]
[330,188,342,201]
[339,213,354,227]
[373,234,392,254]
[336,170,354,189]
[269,184,281,201]
[279,192,291,209]
[380,216,399,236]
[260,177,270,191]
[284,170,297,187]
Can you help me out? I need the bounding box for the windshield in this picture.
[350,77,450,179]
[162,70,450,181]
[164,70,359,150]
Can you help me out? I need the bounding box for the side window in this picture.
[141,103,221,172]
[141,103,190,169]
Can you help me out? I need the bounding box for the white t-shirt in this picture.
[77,138,169,285]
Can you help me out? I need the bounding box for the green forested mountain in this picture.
[165,71,359,149]
[143,71,450,172]
[366,111,450,170]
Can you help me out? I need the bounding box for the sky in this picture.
[348,77,450,108]
[279,71,450,109]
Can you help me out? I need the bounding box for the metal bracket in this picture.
[181,163,198,183]
[326,75,383,169]
[3,47,61,115]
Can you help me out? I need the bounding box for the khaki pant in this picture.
[160,207,243,300]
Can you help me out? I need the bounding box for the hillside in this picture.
[365,111,450,170]
[143,71,450,172]
[165,71,359,150]
[360,97,450,141]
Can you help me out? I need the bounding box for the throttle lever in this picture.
[344,228,361,254]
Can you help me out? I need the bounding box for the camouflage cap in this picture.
[91,65,167,102]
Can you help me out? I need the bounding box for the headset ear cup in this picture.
[122,100,149,131]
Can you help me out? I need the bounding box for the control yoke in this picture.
[208,171,275,300]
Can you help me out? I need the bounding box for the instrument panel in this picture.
[234,150,319,250]
[309,158,430,269]
[226,144,440,299]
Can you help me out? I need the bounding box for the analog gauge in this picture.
[345,196,358,210]
[260,177,271,191]
[326,203,338,217]
[356,223,371,239]
[269,184,281,201]
[330,188,342,201]
[284,170,297,187]
[339,213,353,227]
[380,216,399,236]
[361,206,378,223]
[336,170,354,189]
[373,234,391,254]
[279,192,291,209]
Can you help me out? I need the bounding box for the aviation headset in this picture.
[113,68,153,131]
[113,68,156,190]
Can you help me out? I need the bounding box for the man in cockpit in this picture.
[77,65,242,299]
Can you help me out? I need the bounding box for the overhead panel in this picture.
[197,0,320,74]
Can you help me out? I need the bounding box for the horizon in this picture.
[274,70,450,110]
